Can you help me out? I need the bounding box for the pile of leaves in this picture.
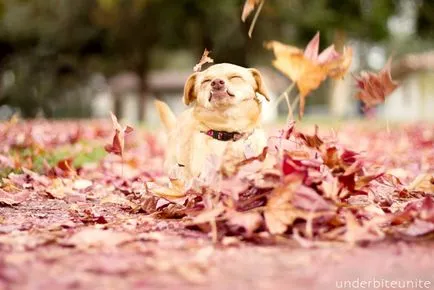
[0,116,431,247]
[145,122,433,245]
[1,116,433,248]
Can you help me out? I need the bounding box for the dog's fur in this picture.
[155,63,270,181]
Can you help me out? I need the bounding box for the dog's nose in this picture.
[211,79,225,90]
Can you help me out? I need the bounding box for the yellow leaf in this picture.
[264,175,305,234]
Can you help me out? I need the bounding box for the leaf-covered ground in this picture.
[0,119,433,290]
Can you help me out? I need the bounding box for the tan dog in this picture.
[155,63,270,182]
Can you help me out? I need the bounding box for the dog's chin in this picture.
[208,90,235,105]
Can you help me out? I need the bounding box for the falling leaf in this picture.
[241,0,262,22]
[326,46,353,79]
[104,112,134,158]
[266,32,353,118]
[193,49,214,72]
[354,58,399,108]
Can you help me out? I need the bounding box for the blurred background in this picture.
[0,0,433,123]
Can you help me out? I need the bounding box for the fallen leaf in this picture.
[73,179,93,190]
[400,219,434,237]
[292,186,334,211]
[342,211,386,245]
[101,194,135,208]
[0,189,30,206]
[63,228,133,249]
[264,175,305,234]
[45,179,67,199]
[227,211,263,236]
[191,206,225,225]
[146,179,186,199]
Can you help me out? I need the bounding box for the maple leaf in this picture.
[342,211,386,245]
[264,175,306,234]
[266,32,353,118]
[193,49,214,72]
[354,58,399,108]
[104,112,134,158]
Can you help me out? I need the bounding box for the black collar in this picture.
[202,129,243,141]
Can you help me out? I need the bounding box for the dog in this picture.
[155,63,270,182]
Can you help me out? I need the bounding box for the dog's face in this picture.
[183,63,270,108]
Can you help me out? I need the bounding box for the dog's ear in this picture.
[183,73,198,105]
[249,68,271,101]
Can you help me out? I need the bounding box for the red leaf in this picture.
[104,112,134,158]
[354,58,399,108]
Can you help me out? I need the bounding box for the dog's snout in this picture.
[211,79,225,90]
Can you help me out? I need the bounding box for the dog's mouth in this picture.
[208,89,235,102]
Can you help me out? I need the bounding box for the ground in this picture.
[0,119,433,290]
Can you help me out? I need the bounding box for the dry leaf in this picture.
[342,211,386,245]
[73,179,93,190]
[100,194,135,208]
[104,112,134,158]
[264,175,305,234]
[266,32,353,118]
[241,0,263,22]
[146,178,186,199]
[45,179,67,199]
[63,228,133,249]
[354,58,399,108]
[193,49,214,72]
[0,188,30,205]
[191,206,225,225]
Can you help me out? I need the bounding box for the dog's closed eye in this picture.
[201,78,212,85]
[229,75,244,83]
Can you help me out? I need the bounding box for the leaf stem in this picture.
[248,0,265,38]
[291,94,300,120]
[273,82,295,110]
[284,92,293,122]
[384,97,391,135]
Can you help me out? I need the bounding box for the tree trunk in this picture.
[329,29,351,117]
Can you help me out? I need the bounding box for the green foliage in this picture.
[9,144,106,174]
